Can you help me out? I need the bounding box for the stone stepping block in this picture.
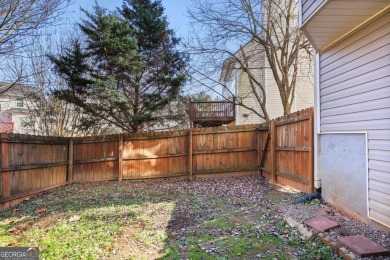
[338,235,390,257]
[304,216,340,232]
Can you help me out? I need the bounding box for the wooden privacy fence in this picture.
[0,107,314,209]
[259,108,314,193]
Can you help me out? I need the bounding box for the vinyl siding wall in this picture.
[265,6,314,119]
[301,0,326,23]
[265,50,314,120]
[235,67,265,125]
[230,1,314,124]
[319,12,390,227]
[264,64,284,120]
[236,52,314,123]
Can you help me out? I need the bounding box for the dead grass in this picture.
[0,176,344,259]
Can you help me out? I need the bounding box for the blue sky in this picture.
[70,0,191,40]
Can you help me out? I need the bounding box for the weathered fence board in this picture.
[261,108,314,193]
[122,135,188,179]
[0,134,68,205]
[258,128,272,180]
[0,173,2,199]
[9,166,67,197]
[192,128,258,175]
[73,140,118,181]
[0,107,314,210]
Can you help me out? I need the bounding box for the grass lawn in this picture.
[0,176,339,259]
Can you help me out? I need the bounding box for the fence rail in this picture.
[0,107,314,211]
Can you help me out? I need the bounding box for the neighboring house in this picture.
[0,82,117,136]
[220,35,314,125]
[299,1,389,229]
[0,83,39,134]
[0,112,13,132]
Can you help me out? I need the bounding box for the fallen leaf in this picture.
[8,240,18,246]
[12,208,19,213]
[7,227,18,234]
[38,208,47,213]
[69,215,80,222]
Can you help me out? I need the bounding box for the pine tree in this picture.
[49,1,187,132]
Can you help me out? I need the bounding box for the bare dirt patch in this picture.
[1,175,388,259]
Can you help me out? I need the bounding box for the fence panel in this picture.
[73,136,119,182]
[0,107,314,211]
[192,126,258,175]
[123,131,189,179]
[1,134,68,202]
[261,108,314,193]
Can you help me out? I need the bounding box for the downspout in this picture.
[295,53,322,203]
[313,52,321,189]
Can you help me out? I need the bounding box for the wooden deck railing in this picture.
[189,100,235,126]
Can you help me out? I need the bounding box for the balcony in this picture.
[189,100,235,127]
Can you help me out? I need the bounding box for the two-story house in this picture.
[0,83,39,134]
[220,39,314,124]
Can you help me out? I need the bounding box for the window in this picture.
[16,98,24,107]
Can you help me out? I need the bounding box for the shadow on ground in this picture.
[0,176,345,259]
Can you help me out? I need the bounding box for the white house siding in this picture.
[265,49,314,120]
[236,70,265,125]
[319,13,390,227]
[266,6,314,120]
[227,41,267,125]
[301,0,325,23]
[265,64,284,120]
[222,69,237,99]
[295,59,315,111]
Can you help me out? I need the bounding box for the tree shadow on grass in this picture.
[0,176,337,259]
[157,176,291,260]
[0,176,284,259]
[0,179,179,258]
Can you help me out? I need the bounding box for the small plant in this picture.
[308,198,322,206]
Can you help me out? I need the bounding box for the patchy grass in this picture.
[0,176,340,259]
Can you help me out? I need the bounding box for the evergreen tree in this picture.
[49,1,187,132]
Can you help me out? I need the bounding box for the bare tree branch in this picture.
[187,0,313,119]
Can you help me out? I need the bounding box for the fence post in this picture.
[67,138,74,184]
[118,134,124,181]
[188,129,193,180]
[308,108,314,192]
[256,128,260,175]
[188,98,193,128]
[270,120,277,184]
[1,133,10,199]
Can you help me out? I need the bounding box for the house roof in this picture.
[0,82,39,98]
[219,39,263,82]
